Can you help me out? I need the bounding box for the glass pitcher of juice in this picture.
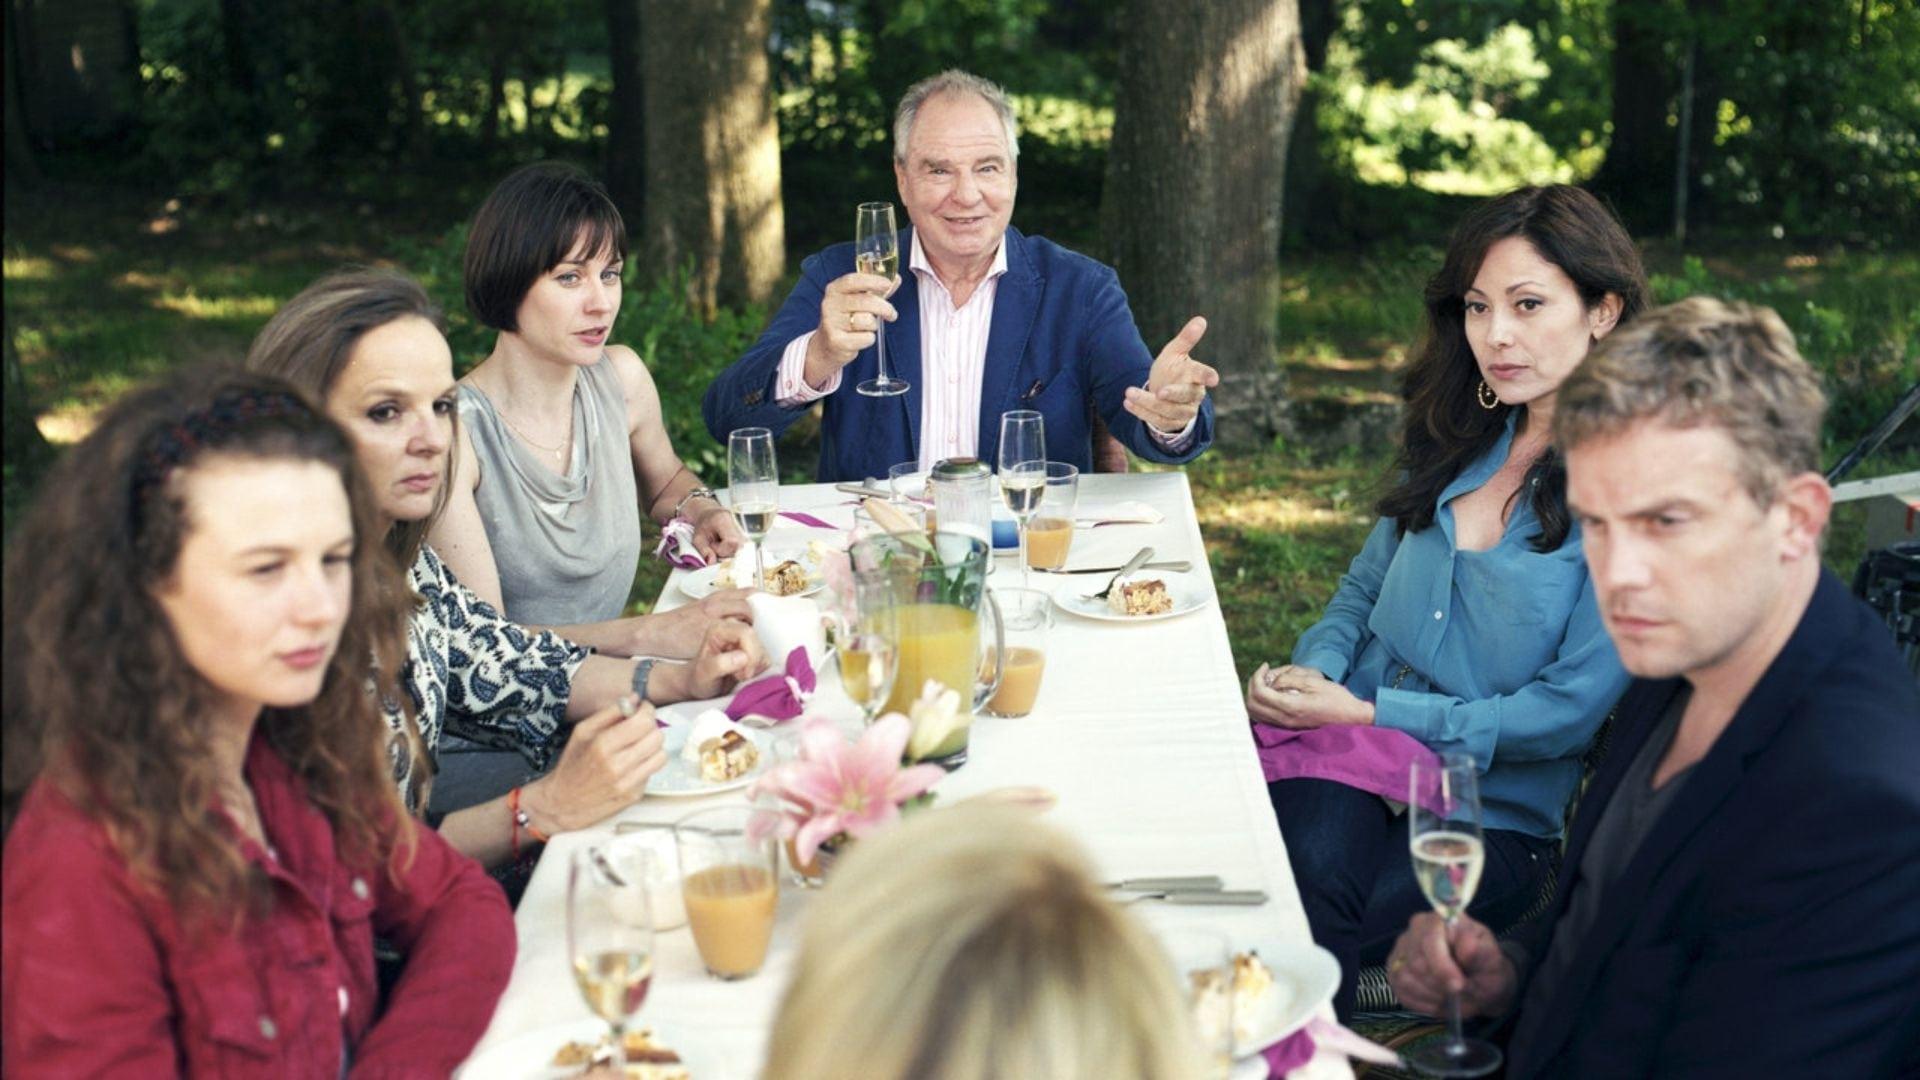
[850,529,1004,769]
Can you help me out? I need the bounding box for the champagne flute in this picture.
[997,410,1047,590]
[567,844,656,1070]
[834,577,900,724]
[853,201,907,398]
[1405,754,1502,1078]
[728,427,778,591]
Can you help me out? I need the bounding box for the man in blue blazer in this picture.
[702,70,1219,482]
[1385,298,1920,1077]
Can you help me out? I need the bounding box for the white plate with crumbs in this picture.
[1052,570,1213,623]
[645,724,765,798]
[677,554,823,600]
[457,1017,711,1079]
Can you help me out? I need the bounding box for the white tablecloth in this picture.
[460,473,1351,1080]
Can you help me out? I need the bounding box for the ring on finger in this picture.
[1387,955,1407,975]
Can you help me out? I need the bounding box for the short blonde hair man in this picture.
[1553,295,1826,505]
[763,803,1206,1080]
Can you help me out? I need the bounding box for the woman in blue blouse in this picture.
[1250,186,1647,1018]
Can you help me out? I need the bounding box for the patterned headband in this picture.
[130,388,317,516]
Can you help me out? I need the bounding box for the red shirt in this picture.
[2,733,515,1077]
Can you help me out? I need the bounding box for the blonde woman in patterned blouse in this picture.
[249,269,767,869]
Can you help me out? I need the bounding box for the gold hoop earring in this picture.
[1477,380,1500,410]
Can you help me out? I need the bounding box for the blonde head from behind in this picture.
[763,802,1205,1080]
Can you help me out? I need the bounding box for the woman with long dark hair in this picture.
[2,366,512,1074]
[1248,185,1648,1018]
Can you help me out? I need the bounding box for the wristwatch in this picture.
[630,657,656,703]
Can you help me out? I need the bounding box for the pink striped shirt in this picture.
[777,232,1192,467]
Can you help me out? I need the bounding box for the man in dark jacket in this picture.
[1386,297,1920,1078]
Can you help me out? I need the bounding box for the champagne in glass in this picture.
[567,844,656,1069]
[997,410,1047,590]
[854,202,907,398]
[1405,754,1502,1079]
[728,427,779,591]
[834,572,901,723]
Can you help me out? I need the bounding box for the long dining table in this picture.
[459,472,1353,1079]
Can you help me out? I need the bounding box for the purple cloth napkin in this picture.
[1262,1018,1401,1076]
[724,646,817,723]
[1252,723,1445,812]
[1263,1027,1316,1075]
[654,517,706,569]
[779,510,836,529]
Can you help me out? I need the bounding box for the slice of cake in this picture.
[764,558,809,596]
[620,1028,691,1079]
[1108,577,1173,616]
[698,730,760,782]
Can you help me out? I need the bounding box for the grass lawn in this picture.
[7,185,1915,692]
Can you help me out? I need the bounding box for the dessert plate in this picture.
[1230,940,1341,1060]
[647,723,765,798]
[457,1017,715,1079]
[1052,570,1213,623]
[678,553,824,600]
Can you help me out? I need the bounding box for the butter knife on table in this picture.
[1103,875,1224,893]
[1125,889,1270,906]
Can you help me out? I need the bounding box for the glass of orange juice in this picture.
[675,806,780,980]
[982,587,1052,718]
[1023,463,1079,570]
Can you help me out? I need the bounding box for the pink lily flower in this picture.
[746,714,944,866]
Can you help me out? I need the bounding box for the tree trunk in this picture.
[1282,0,1336,243]
[1103,0,1305,446]
[4,4,41,184]
[604,0,645,228]
[640,0,786,315]
[1589,0,1677,234]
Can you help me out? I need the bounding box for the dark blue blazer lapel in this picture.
[974,228,1042,468]
[1515,574,1852,1070]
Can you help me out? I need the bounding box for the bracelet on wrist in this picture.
[670,486,718,522]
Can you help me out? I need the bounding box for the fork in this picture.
[1091,546,1155,601]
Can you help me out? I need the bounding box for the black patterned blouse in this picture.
[382,545,588,811]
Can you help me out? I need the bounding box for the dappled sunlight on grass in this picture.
[4,255,55,280]
[151,292,282,321]
[1199,491,1368,532]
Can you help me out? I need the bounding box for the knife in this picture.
[1042,560,1192,575]
[1129,889,1270,906]
[1103,875,1224,893]
[835,482,893,498]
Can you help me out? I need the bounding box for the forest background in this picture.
[6,0,1916,678]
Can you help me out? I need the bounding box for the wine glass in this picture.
[853,202,907,398]
[833,575,900,725]
[727,427,778,592]
[997,410,1047,589]
[567,844,656,1070]
[1405,754,1502,1078]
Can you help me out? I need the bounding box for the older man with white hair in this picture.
[705,69,1219,481]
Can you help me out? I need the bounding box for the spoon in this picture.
[1092,546,1155,601]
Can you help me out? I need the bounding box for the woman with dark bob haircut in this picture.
[1246,185,1648,1018]
[428,162,755,810]
[2,366,513,1074]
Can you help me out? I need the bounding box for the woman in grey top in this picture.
[249,268,766,867]
[431,162,749,649]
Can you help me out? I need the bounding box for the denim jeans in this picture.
[1268,777,1555,1020]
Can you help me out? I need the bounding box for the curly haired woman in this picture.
[1,366,513,1074]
